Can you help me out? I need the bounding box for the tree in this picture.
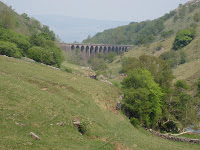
[41,25,56,41]
[122,69,164,127]
[173,29,195,50]
[0,10,15,29]
[88,56,107,71]
[119,50,124,62]
[160,51,181,68]
[104,52,116,63]
[173,15,179,22]
[122,55,174,89]
[0,28,31,55]
[0,41,21,58]
[169,80,197,126]
[161,30,174,38]
[193,13,200,22]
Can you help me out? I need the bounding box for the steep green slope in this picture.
[0,2,56,40]
[101,1,200,85]
[1,55,200,149]
[83,0,200,46]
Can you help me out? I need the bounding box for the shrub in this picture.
[173,29,195,50]
[0,28,30,55]
[130,117,140,127]
[161,30,174,38]
[175,80,190,90]
[88,56,107,71]
[65,68,72,73]
[0,41,22,58]
[27,46,46,62]
[193,13,200,22]
[160,51,181,68]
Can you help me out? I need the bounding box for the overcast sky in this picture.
[2,0,190,22]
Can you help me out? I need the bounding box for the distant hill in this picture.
[33,15,128,43]
[104,0,200,86]
[83,0,200,45]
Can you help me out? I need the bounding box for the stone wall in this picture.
[147,129,200,144]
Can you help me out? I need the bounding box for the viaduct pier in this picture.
[59,43,132,57]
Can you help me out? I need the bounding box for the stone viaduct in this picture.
[59,43,132,57]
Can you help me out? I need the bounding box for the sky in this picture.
[1,0,190,22]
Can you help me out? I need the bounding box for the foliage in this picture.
[173,15,179,22]
[0,41,21,58]
[21,13,30,20]
[64,49,87,66]
[0,10,15,29]
[65,67,72,73]
[173,29,195,50]
[39,32,51,40]
[88,56,107,71]
[161,30,174,39]
[29,34,63,67]
[155,43,163,51]
[167,80,197,126]
[104,52,117,63]
[160,50,186,68]
[27,45,63,68]
[175,80,190,90]
[130,117,140,127]
[179,5,187,19]
[41,25,56,41]
[193,13,200,22]
[27,46,53,64]
[0,28,31,55]
[122,69,164,127]
[83,18,165,45]
[160,51,180,68]
[122,55,174,91]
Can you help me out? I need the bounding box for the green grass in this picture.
[177,133,200,140]
[1,55,200,149]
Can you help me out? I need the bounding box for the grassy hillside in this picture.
[102,0,200,86]
[0,1,57,41]
[1,55,200,149]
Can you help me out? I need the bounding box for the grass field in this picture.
[177,133,200,140]
[1,55,200,149]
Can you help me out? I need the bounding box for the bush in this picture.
[161,30,174,38]
[88,56,107,71]
[130,117,140,127]
[193,13,200,22]
[0,28,30,55]
[0,41,22,58]
[175,80,190,90]
[27,46,55,65]
[173,29,195,50]
[29,33,64,68]
[65,68,72,73]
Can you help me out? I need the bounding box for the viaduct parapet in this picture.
[59,43,132,57]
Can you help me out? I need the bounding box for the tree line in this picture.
[121,55,199,132]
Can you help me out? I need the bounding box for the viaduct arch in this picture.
[59,43,132,58]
